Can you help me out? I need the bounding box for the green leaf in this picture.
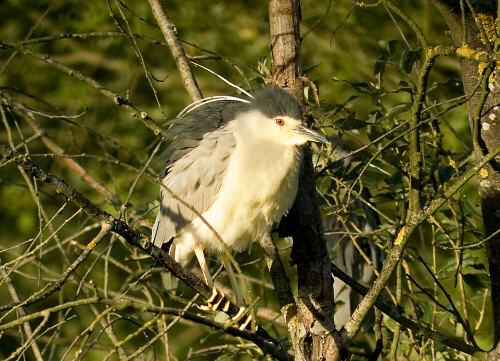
[385,172,403,185]
[387,39,399,55]
[336,112,369,130]
[379,39,399,57]
[401,49,421,73]
[404,247,420,261]
[215,354,237,361]
[462,273,491,289]
[375,103,411,123]
[374,54,388,77]
[374,40,398,76]
[317,176,332,195]
[463,196,481,217]
[303,63,320,74]
[438,253,480,274]
[397,80,414,93]
[257,56,270,76]
[469,263,487,273]
[438,209,454,218]
[384,315,399,332]
[136,226,152,237]
[420,300,435,326]
[352,207,367,218]
[370,192,399,203]
[317,100,338,112]
[332,77,372,95]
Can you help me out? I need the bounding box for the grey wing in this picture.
[158,100,248,174]
[151,127,236,247]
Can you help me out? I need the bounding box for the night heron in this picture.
[152,86,328,306]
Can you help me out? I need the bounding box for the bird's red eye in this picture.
[275,118,285,126]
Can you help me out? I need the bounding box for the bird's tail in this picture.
[161,243,182,292]
[150,210,163,248]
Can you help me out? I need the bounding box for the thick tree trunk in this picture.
[433,0,500,352]
[269,0,303,103]
[268,1,347,360]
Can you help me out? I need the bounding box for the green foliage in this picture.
[0,0,493,360]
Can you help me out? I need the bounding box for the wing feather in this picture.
[152,126,236,247]
[158,100,248,172]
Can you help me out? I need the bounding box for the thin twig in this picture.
[0,39,166,137]
[0,140,291,361]
[146,0,202,101]
[330,263,486,359]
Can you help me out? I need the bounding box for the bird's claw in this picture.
[200,287,255,331]
[225,306,254,331]
[199,287,225,311]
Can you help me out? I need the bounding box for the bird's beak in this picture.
[293,124,329,145]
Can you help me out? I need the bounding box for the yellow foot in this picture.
[199,287,226,311]
[199,288,257,331]
[225,306,255,331]
[238,314,253,331]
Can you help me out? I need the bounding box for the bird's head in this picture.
[237,87,328,147]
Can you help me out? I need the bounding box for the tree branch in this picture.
[0,296,289,360]
[342,138,500,341]
[0,38,167,137]
[268,0,346,360]
[147,0,203,102]
[259,234,296,315]
[0,140,291,361]
[330,263,487,359]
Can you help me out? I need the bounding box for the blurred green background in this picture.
[0,0,490,360]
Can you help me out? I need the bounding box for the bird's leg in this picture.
[222,253,253,330]
[194,247,252,330]
[221,253,245,306]
[194,246,213,288]
[194,246,226,311]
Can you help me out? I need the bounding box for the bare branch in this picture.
[147,0,203,102]
[330,263,487,359]
[342,139,500,341]
[0,38,166,137]
[0,140,291,361]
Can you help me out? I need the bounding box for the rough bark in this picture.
[433,0,500,351]
[268,0,347,360]
[269,0,303,103]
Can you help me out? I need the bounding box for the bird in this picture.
[151,86,328,306]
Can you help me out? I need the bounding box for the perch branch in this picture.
[0,140,291,361]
